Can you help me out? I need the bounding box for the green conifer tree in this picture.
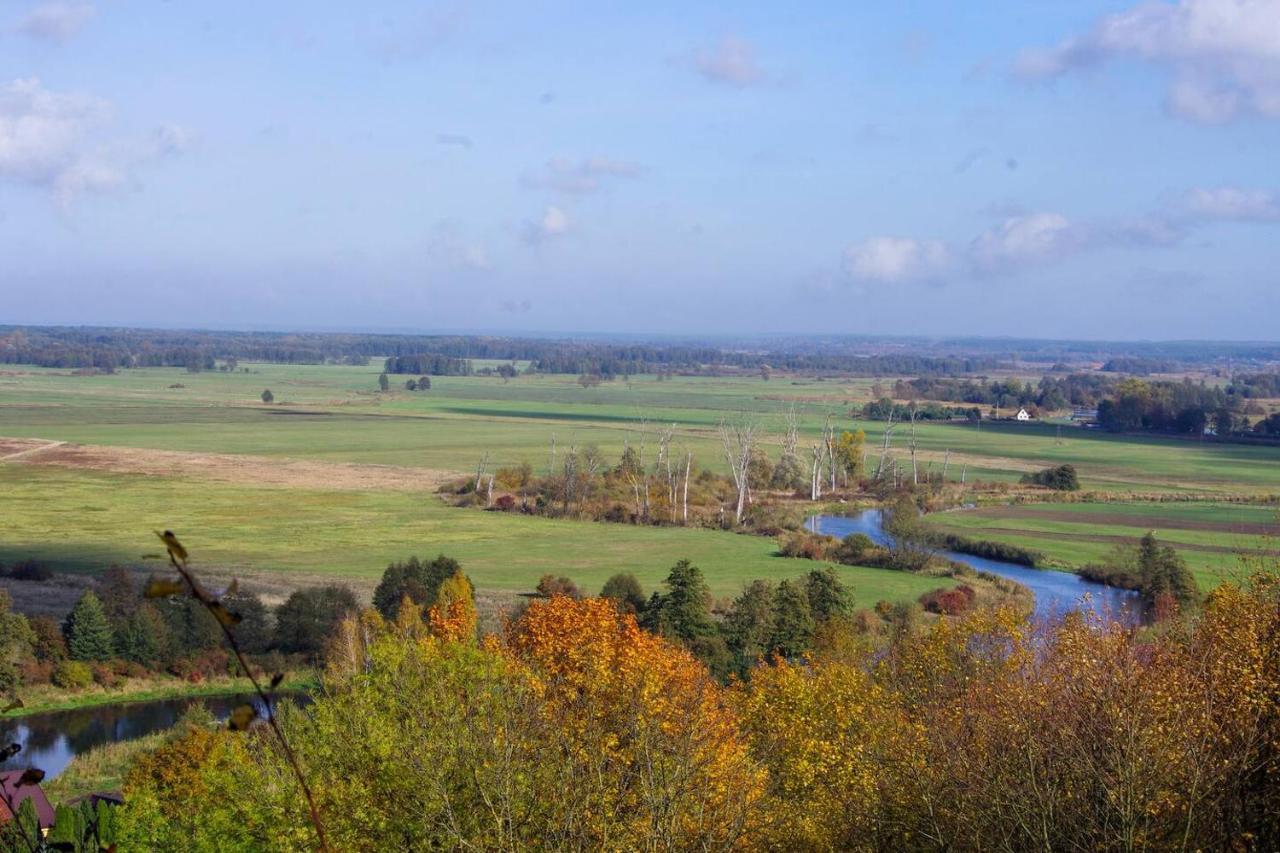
[63,590,116,661]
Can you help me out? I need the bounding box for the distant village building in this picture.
[1070,407,1099,423]
[1015,408,1032,421]
[0,769,56,832]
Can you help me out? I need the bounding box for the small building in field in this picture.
[1015,408,1032,421]
[0,770,56,832]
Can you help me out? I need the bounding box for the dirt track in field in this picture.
[960,505,1280,537]
[0,436,459,492]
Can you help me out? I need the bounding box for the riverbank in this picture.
[7,671,317,717]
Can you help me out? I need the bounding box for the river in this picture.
[0,691,307,781]
[806,509,1143,626]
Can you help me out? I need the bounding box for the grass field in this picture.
[0,452,949,604]
[3,362,1279,603]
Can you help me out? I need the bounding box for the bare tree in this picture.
[474,451,490,492]
[874,408,897,481]
[781,405,799,459]
[718,418,757,525]
[560,441,578,514]
[821,413,838,494]
[622,425,650,522]
[810,443,823,500]
[681,449,692,524]
[908,403,920,486]
[942,448,951,481]
[655,423,677,521]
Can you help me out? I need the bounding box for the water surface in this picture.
[0,691,305,781]
[807,509,1142,626]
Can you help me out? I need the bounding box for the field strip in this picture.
[956,506,1280,536]
[934,523,1278,557]
[0,438,67,460]
[0,436,461,492]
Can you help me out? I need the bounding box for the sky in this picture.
[1,0,1279,340]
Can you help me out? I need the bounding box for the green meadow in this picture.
[0,463,949,604]
[3,362,1279,600]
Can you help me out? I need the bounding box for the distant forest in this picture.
[3,324,1280,381]
[0,325,1006,377]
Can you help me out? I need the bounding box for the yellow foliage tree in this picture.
[505,595,764,848]
[427,569,477,643]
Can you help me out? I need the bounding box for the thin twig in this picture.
[160,534,332,852]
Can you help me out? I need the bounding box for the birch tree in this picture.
[873,409,897,482]
[718,418,757,525]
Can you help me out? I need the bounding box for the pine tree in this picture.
[723,580,776,673]
[768,580,815,659]
[641,560,716,643]
[63,590,116,661]
[119,602,172,665]
[804,567,854,623]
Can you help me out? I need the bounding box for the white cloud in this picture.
[1184,185,1280,219]
[428,221,490,270]
[843,237,953,283]
[970,212,1080,270]
[0,78,115,197]
[522,206,570,244]
[1016,0,1280,123]
[0,78,188,207]
[16,1,93,43]
[694,36,768,87]
[523,156,642,195]
[844,206,1199,285]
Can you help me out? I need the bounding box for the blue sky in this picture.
[2,0,1278,339]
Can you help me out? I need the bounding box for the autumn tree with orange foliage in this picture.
[505,595,763,848]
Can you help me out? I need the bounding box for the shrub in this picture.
[52,660,93,689]
[19,659,53,686]
[535,574,581,599]
[91,662,124,688]
[121,660,149,679]
[940,535,1042,567]
[492,494,516,511]
[919,584,977,615]
[8,559,52,581]
[834,533,876,564]
[1021,464,1080,491]
[274,585,360,656]
[777,531,836,560]
[372,556,460,620]
[601,573,647,614]
[29,615,67,661]
[744,503,798,536]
